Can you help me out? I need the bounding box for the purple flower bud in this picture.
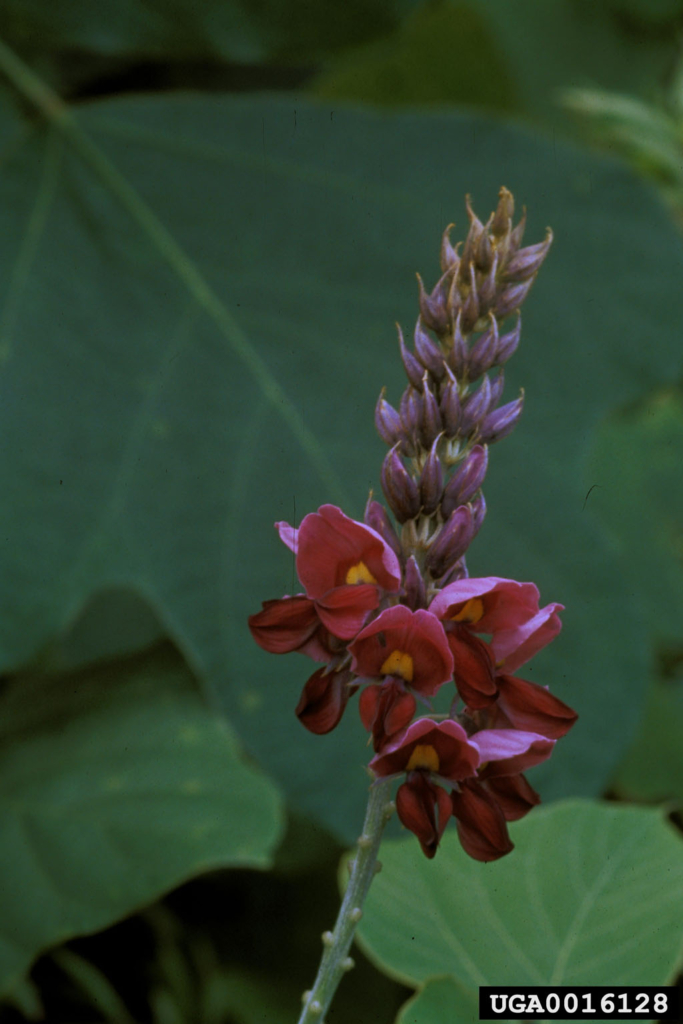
[446,311,468,379]
[479,392,525,444]
[504,229,553,282]
[494,278,534,319]
[460,375,492,435]
[440,223,459,273]
[467,317,499,380]
[475,228,494,273]
[414,319,445,381]
[397,324,424,389]
[400,385,423,443]
[442,444,489,517]
[508,209,527,256]
[471,491,487,534]
[460,264,480,334]
[425,504,474,578]
[488,370,505,411]
[417,269,453,336]
[490,186,514,239]
[419,436,444,515]
[496,315,521,364]
[460,195,485,272]
[364,496,403,559]
[421,376,442,447]
[439,557,468,587]
[375,389,402,446]
[440,370,461,438]
[477,251,499,313]
[403,554,428,610]
[381,446,421,523]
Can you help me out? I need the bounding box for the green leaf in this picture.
[0,87,681,839]
[395,977,477,1024]
[0,647,284,995]
[357,800,683,998]
[613,680,683,803]
[585,388,683,645]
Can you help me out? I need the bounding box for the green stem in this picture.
[297,779,394,1024]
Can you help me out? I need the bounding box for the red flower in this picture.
[429,576,564,709]
[350,606,453,697]
[369,718,480,859]
[248,595,333,661]
[494,674,578,739]
[451,780,513,861]
[295,666,356,735]
[276,504,401,639]
[369,718,480,781]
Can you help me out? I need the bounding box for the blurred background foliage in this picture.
[1,0,683,1021]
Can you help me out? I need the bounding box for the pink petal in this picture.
[491,602,564,672]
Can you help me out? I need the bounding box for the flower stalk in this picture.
[297,779,394,1024]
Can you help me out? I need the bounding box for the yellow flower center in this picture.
[452,596,485,624]
[380,649,414,682]
[345,560,377,585]
[406,744,440,773]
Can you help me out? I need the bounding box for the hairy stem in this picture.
[297,779,394,1023]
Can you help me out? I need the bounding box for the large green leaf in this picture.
[357,800,683,1015]
[0,647,284,996]
[612,680,683,803]
[1,86,681,838]
[396,977,477,1024]
[585,388,683,645]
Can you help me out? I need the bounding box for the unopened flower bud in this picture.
[440,223,459,272]
[460,195,485,274]
[425,504,474,578]
[364,496,403,560]
[494,278,534,319]
[419,436,443,515]
[471,491,487,534]
[475,228,494,273]
[403,554,427,610]
[490,186,514,239]
[417,269,453,336]
[496,315,521,364]
[381,446,420,523]
[397,324,424,389]
[421,376,442,447]
[477,251,499,313]
[459,264,480,334]
[460,375,492,435]
[467,316,499,380]
[479,392,524,444]
[400,386,423,442]
[446,311,468,379]
[414,319,445,381]
[504,229,553,282]
[375,388,402,446]
[488,370,505,411]
[442,444,488,517]
[440,369,461,438]
[508,209,527,256]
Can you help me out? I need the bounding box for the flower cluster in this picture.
[249,190,576,861]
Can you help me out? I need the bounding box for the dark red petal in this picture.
[295,667,352,735]
[315,584,379,640]
[484,773,540,821]
[451,779,513,862]
[447,625,497,708]
[496,674,578,739]
[359,679,416,751]
[248,596,319,654]
[396,774,451,859]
